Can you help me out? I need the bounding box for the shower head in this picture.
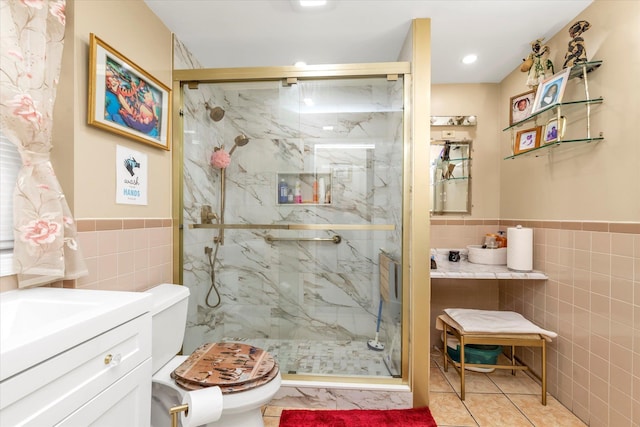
[204,102,225,122]
[228,134,250,156]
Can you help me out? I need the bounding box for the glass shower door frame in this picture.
[171,62,411,386]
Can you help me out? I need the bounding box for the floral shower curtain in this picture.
[0,0,87,288]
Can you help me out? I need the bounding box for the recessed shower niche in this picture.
[276,172,332,205]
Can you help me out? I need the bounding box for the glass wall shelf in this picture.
[440,176,470,180]
[503,97,603,131]
[504,137,604,160]
[503,60,604,161]
[567,60,602,79]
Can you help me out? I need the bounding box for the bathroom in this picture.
[0,1,639,426]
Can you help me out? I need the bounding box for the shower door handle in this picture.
[265,234,342,244]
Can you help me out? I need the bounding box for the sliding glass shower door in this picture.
[179,71,405,380]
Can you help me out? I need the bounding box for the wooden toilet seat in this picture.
[171,342,280,394]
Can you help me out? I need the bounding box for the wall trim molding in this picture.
[77,218,173,232]
[431,218,640,234]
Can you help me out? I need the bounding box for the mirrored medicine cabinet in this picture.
[430,139,472,215]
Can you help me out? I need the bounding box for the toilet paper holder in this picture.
[169,404,189,427]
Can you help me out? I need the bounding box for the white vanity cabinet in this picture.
[0,288,152,427]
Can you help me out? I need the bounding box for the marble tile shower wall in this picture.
[431,219,640,426]
[179,76,404,354]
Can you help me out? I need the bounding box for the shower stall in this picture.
[174,63,410,382]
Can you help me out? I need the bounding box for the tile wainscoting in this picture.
[70,218,173,291]
[431,218,640,426]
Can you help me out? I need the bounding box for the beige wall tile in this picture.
[118,229,135,253]
[590,334,610,361]
[611,277,633,303]
[76,257,97,288]
[612,233,634,257]
[97,253,117,281]
[77,232,98,258]
[592,232,611,254]
[574,231,590,251]
[118,252,135,276]
[590,272,610,297]
[611,255,634,280]
[135,249,149,270]
[97,230,118,256]
[591,252,611,276]
[588,394,609,427]
[609,385,633,422]
[134,228,149,250]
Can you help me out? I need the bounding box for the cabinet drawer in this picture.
[0,313,151,426]
[56,359,152,427]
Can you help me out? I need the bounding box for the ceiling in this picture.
[144,0,592,84]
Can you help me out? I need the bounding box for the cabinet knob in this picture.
[104,353,122,366]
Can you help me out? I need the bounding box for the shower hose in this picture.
[205,243,222,308]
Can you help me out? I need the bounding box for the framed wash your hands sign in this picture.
[88,33,171,150]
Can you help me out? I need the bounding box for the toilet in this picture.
[147,284,281,427]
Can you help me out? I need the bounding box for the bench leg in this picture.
[460,335,465,401]
[511,345,516,376]
[542,339,547,405]
[443,326,449,372]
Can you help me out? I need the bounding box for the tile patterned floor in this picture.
[228,337,393,377]
[261,346,587,427]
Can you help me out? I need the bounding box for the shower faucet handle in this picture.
[201,205,218,224]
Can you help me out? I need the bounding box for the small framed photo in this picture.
[88,33,171,150]
[514,126,542,155]
[542,116,566,144]
[509,89,535,125]
[531,68,571,114]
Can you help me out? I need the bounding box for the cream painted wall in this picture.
[53,0,173,219]
[500,0,640,222]
[431,84,501,219]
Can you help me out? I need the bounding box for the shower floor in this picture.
[224,338,394,378]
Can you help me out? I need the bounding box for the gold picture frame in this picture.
[514,126,542,155]
[509,89,535,125]
[542,116,566,144]
[88,33,171,150]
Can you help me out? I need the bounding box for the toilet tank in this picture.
[145,284,190,374]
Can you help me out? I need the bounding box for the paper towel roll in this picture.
[507,225,533,272]
[181,386,223,427]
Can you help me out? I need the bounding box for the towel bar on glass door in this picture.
[264,234,342,244]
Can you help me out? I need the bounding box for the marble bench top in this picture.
[430,249,548,280]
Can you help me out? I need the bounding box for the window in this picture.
[0,132,20,276]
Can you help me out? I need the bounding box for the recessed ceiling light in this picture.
[303,98,314,106]
[294,61,307,67]
[300,0,326,7]
[462,54,477,64]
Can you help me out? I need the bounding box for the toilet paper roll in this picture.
[507,225,533,272]
[181,386,223,427]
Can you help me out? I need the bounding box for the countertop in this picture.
[430,249,548,280]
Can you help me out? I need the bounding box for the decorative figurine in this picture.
[521,38,555,89]
[563,20,591,69]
